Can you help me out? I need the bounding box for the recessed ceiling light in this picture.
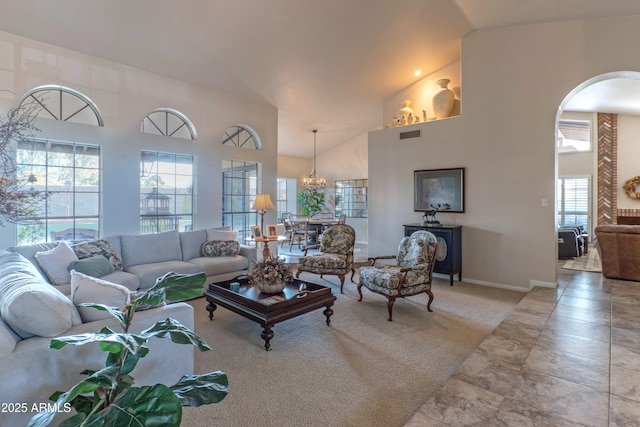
[414,70,422,77]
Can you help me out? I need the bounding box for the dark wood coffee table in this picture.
[204,277,336,351]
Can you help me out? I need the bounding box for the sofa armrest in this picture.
[239,245,257,269]
[558,230,580,258]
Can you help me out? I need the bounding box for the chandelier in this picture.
[303,129,326,191]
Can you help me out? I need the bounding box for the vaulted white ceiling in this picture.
[1,0,640,157]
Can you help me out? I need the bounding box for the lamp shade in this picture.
[252,194,275,211]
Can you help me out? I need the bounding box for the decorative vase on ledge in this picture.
[398,99,415,125]
[432,78,454,119]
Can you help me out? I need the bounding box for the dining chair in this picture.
[289,215,318,251]
[279,213,293,247]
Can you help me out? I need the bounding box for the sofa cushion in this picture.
[6,242,57,281]
[206,228,238,241]
[187,255,249,277]
[0,318,19,359]
[179,229,208,261]
[71,271,131,322]
[99,270,141,291]
[125,260,204,289]
[0,252,81,339]
[121,231,183,268]
[68,255,116,278]
[202,240,241,257]
[34,241,79,286]
[72,239,123,270]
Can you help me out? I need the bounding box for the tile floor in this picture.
[405,267,640,426]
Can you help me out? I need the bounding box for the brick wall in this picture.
[597,113,640,225]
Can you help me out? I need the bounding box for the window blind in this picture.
[557,176,590,229]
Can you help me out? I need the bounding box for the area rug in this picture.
[181,273,523,427]
[561,248,602,273]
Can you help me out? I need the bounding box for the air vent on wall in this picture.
[399,129,421,140]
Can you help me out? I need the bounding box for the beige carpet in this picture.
[181,273,524,427]
[561,248,602,272]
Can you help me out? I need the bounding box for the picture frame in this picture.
[251,225,263,239]
[266,224,278,240]
[414,167,465,213]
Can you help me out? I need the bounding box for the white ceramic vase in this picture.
[398,100,415,124]
[432,79,454,119]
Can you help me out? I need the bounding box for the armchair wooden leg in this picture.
[338,274,345,294]
[357,282,364,301]
[350,268,356,283]
[426,289,434,312]
[386,296,395,321]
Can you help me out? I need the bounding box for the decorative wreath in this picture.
[623,176,640,201]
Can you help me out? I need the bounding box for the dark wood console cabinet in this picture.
[403,224,462,286]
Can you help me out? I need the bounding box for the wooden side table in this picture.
[255,237,285,259]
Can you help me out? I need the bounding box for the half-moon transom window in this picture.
[222,125,261,149]
[141,108,197,140]
[18,85,104,126]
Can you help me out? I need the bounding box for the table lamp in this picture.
[252,193,275,232]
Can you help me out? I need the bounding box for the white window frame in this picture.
[16,138,101,244]
[140,150,194,234]
[557,175,591,232]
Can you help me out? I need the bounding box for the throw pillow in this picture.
[202,240,241,257]
[71,271,131,322]
[72,239,123,270]
[34,241,80,285]
[0,282,82,339]
[206,229,238,242]
[68,255,116,278]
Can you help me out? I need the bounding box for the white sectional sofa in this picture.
[0,228,255,427]
[6,228,256,295]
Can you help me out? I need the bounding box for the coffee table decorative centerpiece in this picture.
[250,256,292,294]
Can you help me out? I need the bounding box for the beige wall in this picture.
[371,16,640,291]
[618,114,640,210]
[0,30,278,246]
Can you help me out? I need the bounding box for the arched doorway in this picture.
[555,71,640,271]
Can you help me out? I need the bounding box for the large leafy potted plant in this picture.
[297,189,325,216]
[28,271,228,427]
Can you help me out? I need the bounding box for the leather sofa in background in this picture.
[595,225,640,282]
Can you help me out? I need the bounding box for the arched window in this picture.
[18,85,104,126]
[141,108,197,140]
[222,125,261,149]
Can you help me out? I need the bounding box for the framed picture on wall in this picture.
[251,225,263,239]
[414,167,465,212]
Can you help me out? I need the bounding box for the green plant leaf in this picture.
[106,345,149,375]
[84,385,182,427]
[28,366,117,427]
[171,371,229,407]
[140,318,212,352]
[134,271,205,308]
[76,303,127,327]
[50,327,147,354]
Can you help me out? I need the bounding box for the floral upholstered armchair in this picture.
[295,224,356,294]
[358,230,437,321]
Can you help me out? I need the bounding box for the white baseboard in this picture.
[529,279,557,289]
[438,273,529,292]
